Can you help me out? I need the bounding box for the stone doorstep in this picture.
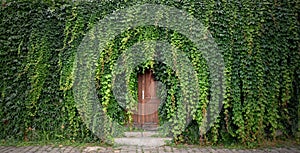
[114,137,172,147]
[124,131,162,138]
[133,122,158,128]
[118,131,172,147]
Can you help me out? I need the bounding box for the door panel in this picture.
[133,69,159,128]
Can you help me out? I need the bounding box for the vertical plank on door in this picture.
[133,69,159,128]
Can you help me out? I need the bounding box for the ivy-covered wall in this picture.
[0,0,299,146]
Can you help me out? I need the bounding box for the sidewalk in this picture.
[0,145,300,153]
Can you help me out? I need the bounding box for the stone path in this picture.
[0,145,300,153]
[1,132,300,153]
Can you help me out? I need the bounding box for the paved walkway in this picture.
[1,131,299,153]
[1,145,300,153]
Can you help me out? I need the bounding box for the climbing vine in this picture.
[0,0,299,146]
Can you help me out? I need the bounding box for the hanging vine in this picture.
[0,0,299,146]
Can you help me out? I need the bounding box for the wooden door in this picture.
[133,69,160,128]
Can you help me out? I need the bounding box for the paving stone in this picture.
[6,147,25,153]
[44,146,54,152]
[131,148,140,153]
[141,148,152,152]
[288,147,300,153]
[198,148,210,153]
[60,146,74,153]
[20,147,34,153]
[268,149,280,153]
[48,147,60,153]
[172,149,184,153]
[35,146,50,152]
[120,145,138,152]
[82,146,106,153]
[163,146,173,152]
[1,146,16,153]
[157,148,166,153]
[58,147,68,153]
[56,147,67,153]
[69,147,81,153]
[18,146,33,153]
[243,150,252,153]
[277,148,295,153]
[252,149,265,153]
[25,146,40,153]
[0,147,7,153]
[0,146,6,151]
[187,148,199,153]
[22,147,34,153]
